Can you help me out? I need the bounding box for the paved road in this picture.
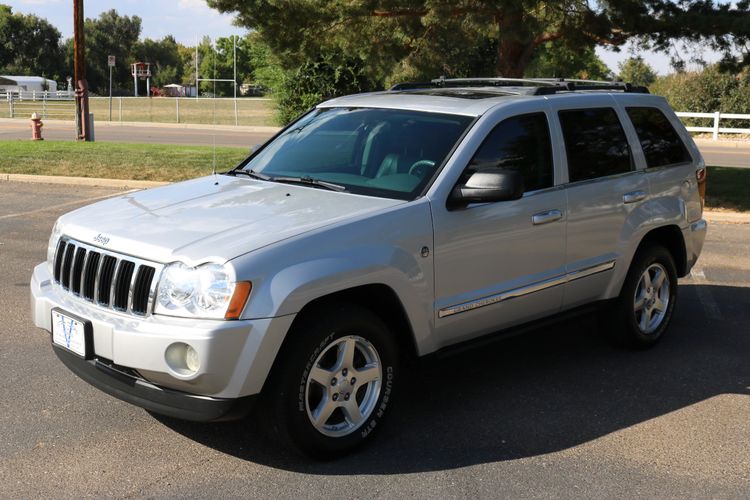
[1,181,749,498]
[1,119,749,168]
[0,119,273,149]
[695,141,750,168]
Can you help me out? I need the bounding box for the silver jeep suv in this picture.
[30,78,707,457]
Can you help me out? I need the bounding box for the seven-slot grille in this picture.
[52,237,162,316]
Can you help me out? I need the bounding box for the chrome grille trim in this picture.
[51,237,164,317]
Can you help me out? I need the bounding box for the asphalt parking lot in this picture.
[1,181,749,498]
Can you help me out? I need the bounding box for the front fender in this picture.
[230,199,436,354]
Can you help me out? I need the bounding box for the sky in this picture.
[4,0,725,76]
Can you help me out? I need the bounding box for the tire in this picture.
[608,243,678,349]
[264,303,399,459]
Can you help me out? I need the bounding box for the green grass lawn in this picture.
[0,141,747,211]
[706,167,750,212]
[0,140,248,182]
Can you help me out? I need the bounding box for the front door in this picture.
[431,108,567,348]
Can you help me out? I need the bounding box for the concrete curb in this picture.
[693,138,750,149]
[0,173,168,189]
[703,210,750,223]
[0,117,281,134]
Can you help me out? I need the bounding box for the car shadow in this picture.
[154,283,750,474]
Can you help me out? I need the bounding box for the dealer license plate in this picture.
[51,310,90,358]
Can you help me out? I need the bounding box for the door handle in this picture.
[532,209,563,225]
[623,190,647,204]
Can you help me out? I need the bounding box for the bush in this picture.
[274,58,377,125]
[650,66,750,128]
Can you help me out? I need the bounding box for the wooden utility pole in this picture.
[73,0,91,141]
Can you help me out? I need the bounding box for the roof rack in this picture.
[389,77,649,95]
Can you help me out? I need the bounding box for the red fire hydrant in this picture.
[30,113,44,141]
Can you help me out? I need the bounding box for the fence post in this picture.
[176,97,180,124]
[43,91,47,119]
[9,93,13,118]
[119,97,122,122]
[713,111,721,140]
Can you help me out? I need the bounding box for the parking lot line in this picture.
[689,265,722,320]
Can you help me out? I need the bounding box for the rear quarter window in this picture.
[626,107,692,168]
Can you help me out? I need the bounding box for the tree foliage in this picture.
[651,65,750,117]
[0,4,65,79]
[617,56,657,87]
[207,0,750,81]
[64,9,142,94]
[525,44,612,80]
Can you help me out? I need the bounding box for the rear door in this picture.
[551,97,650,308]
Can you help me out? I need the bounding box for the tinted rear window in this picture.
[626,107,692,168]
[559,108,632,182]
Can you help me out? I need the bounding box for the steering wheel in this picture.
[408,160,437,178]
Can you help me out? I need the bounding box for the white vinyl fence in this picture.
[2,90,75,120]
[675,112,750,140]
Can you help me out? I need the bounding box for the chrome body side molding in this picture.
[438,260,616,318]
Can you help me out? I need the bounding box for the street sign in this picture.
[108,55,115,67]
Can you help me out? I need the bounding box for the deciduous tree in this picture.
[0,5,65,80]
[207,0,750,80]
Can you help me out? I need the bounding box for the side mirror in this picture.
[249,144,261,155]
[448,168,524,209]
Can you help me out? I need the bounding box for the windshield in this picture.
[240,107,474,200]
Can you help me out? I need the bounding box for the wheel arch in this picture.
[288,283,420,362]
[636,224,688,277]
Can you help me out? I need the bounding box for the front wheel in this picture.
[265,304,398,458]
[608,243,678,348]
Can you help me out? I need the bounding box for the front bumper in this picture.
[31,263,295,405]
[53,345,256,421]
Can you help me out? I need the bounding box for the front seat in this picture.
[375,154,400,178]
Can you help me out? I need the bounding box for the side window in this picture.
[626,107,692,168]
[466,113,554,193]
[559,108,632,182]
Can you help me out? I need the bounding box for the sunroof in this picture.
[392,88,517,99]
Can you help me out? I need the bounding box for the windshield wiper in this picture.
[227,169,271,181]
[270,176,347,192]
[228,170,346,192]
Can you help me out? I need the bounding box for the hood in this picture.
[59,175,405,264]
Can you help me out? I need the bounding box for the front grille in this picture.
[52,237,162,316]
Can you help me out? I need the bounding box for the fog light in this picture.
[185,345,200,372]
[165,342,200,376]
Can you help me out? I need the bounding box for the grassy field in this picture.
[1,96,277,127]
[0,141,747,211]
[705,167,750,212]
[0,140,247,182]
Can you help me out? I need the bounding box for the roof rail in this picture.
[389,81,434,91]
[388,77,650,95]
[531,81,650,95]
[430,76,558,87]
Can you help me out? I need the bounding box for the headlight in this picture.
[47,219,62,273]
[155,262,248,319]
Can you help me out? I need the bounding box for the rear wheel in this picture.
[265,304,398,458]
[608,244,678,348]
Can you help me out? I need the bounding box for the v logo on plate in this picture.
[59,317,76,348]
